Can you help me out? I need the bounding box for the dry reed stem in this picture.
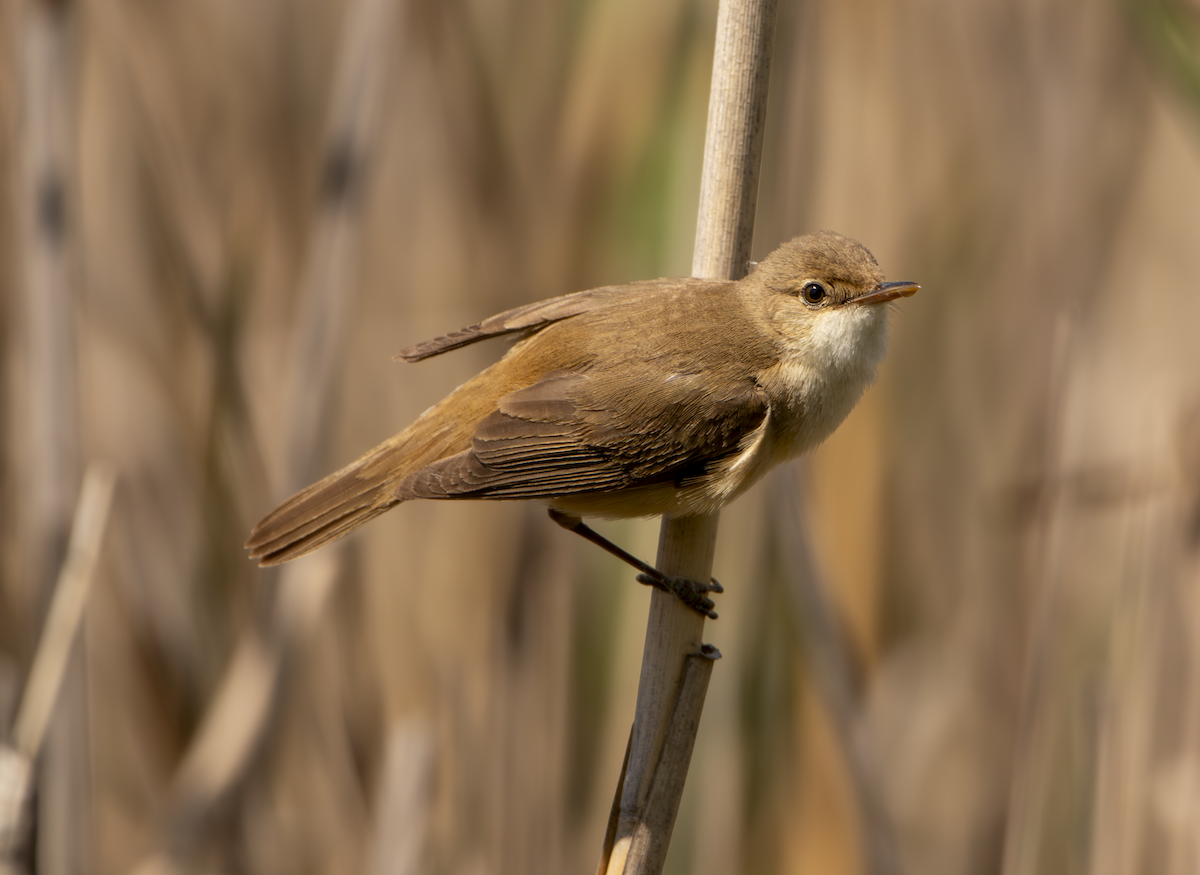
[600,1,778,872]
[772,469,900,875]
[365,719,436,875]
[605,518,718,874]
[16,1,86,869]
[621,647,719,872]
[1082,409,1197,875]
[1000,314,1076,875]
[282,0,398,492]
[18,0,82,610]
[12,464,116,759]
[1,464,113,860]
[1087,468,1165,875]
[131,0,400,863]
[597,730,633,873]
[0,744,32,860]
[691,0,778,281]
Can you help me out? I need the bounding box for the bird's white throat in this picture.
[767,302,890,458]
[807,302,889,375]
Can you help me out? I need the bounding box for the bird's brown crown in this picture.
[749,230,885,304]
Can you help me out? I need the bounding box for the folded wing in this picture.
[397,367,769,503]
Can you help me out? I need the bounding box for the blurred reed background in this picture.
[2,0,1200,872]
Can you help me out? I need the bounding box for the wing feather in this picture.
[396,367,769,503]
[393,279,715,362]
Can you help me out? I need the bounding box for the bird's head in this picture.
[741,230,919,376]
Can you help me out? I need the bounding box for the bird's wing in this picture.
[394,279,713,362]
[395,367,769,501]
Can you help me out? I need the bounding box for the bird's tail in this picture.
[246,440,410,566]
[247,354,505,566]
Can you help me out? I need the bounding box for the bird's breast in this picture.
[762,320,888,461]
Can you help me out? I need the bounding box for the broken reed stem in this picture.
[1,464,114,861]
[604,646,720,874]
[600,1,778,873]
[12,464,116,759]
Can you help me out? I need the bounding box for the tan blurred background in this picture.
[3,0,1200,872]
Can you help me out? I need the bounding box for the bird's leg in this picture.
[547,508,723,619]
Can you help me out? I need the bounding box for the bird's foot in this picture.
[635,572,723,619]
[548,509,722,619]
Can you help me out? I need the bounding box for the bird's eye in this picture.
[799,282,827,306]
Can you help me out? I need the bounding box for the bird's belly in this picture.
[548,481,702,520]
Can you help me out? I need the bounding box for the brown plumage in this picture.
[246,231,918,570]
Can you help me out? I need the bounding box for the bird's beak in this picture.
[852,281,920,306]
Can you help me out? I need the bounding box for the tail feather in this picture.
[246,451,404,566]
[247,353,511,566]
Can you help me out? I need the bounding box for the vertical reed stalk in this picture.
[16,1,86,870]
[598,1,778,872]
[772,470,900,875]
[131,0,400,866]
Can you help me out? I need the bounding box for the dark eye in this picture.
[799,282,827,306]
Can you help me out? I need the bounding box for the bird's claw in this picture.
[635,572,720,619]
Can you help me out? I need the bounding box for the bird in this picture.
[246,230,918,617]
